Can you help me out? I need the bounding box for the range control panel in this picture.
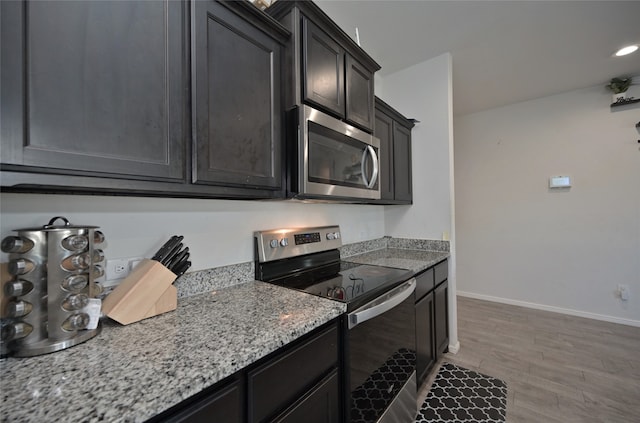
[254,226,342,263]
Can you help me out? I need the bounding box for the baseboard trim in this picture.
[457,291,640,327]
[447,340,460,354]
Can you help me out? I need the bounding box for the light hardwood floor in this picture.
[418,296,640,422]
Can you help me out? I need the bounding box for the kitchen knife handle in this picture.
[168,248,189,271]
[152,235,183,261]
[174,261,191,278]
[161,242,183,266]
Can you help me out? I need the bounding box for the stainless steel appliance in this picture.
[255,226,417,423]
[1,216,104,357]
[289,105,381,201]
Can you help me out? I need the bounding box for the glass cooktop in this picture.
[273,261,413,310]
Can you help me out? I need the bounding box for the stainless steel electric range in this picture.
[254,226,417,423]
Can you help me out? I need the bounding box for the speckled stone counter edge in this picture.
[174,236,450,298]
[0,281,346,423]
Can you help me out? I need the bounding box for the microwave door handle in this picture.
[348,278,416,329]
[360,146,379,189]
[367,145,379,188]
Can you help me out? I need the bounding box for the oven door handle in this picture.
[348,278,416,329]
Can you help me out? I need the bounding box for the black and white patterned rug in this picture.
[351,348,416,423]
[416,362,507,423]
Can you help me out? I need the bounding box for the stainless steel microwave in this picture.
[289,105,381,201]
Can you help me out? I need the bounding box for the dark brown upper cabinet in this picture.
[345,55,375,131]
[267,1,380,133]
[192,0,289,193]
[374,97,414,204]
[393,123,413,203]
[1,0,290,199]
[302,19,345,119]
[1,0,187,182]
[375,110,395,200]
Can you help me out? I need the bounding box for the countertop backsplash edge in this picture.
[175,236,450,298]
[174,261,255,298]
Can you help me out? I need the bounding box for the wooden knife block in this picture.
[102,259,177,325]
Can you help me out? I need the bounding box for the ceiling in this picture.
[314,0,640,116]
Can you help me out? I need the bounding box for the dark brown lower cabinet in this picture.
[248,325,339,422]
[164,377,244,423]
[150,320,340,423]
[414,259,449,388]
[274,371,340,423]
[415,291,435,386]
[434,280,449,357]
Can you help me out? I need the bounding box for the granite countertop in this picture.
[0,281,346,423]
[343,248,449,273]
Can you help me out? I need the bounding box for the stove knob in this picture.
[280,238,288,247]
[269,239,279,248]
[335,232,340,239]
[326,233,335,240]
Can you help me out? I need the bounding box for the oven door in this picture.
[347,279,417,423]
[301,105,380,200]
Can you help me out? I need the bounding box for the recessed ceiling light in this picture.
[615,45,638,57]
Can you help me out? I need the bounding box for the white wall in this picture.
[0,194,385,272]
[378,53,459,351]
[378,54,454,241]
[454,83,640,325]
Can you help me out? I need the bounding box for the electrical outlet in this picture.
[105,257,143,282]
[106,259,128,280]
[618,284,630,301]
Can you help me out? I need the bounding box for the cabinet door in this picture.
[345,55,374,132]
[393,122,413,203]
[374,110,394,201]
[415,268,435,302]
[302,18,345,119]
[274,371,340,423]
[434,280,449,357]
[0,0,186,181]
[248,325,338,422]
[166,378,243,423]
[416,292,435,387]
[193,0,282,190]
